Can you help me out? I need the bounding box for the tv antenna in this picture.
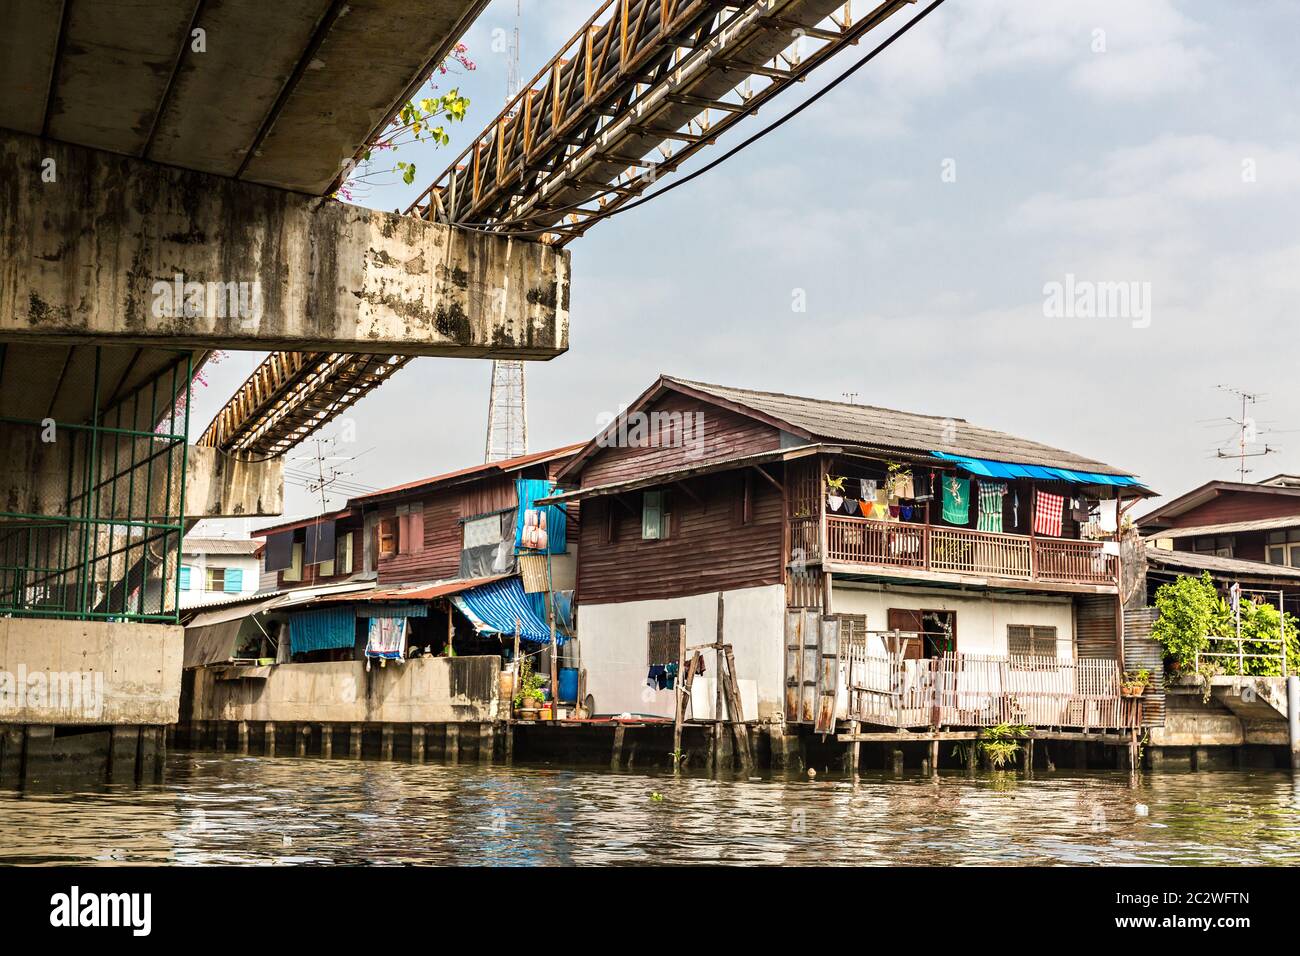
[1211,385,1277,481]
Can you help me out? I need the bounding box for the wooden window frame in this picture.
[335,532,354,576]
[642,490,670,541]
[1007,624,1059,659]
[205,566,227,592]
[378,517,399,558]
[648,619,685,667]
[283,543,304,583]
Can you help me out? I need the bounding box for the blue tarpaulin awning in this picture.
[929,451,1144,488]
[289,606,357,654]
[452,576,566,645]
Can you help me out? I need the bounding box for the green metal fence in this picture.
[0,348,192,623]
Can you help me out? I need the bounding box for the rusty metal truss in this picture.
[197,352,411,457]
[203,0,918,457]
[407,0,915,243]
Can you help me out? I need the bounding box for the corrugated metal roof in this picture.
[182,537,263,555]
[1144,545,1300,581]
[1141,515,1300,540]
[667,377,1139,477]
[317,574,508,603]
[353,443,585,502]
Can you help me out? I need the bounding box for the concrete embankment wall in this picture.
[189,655,501,725]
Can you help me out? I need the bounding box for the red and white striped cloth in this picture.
[1033,490,1064,537]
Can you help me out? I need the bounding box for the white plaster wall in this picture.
[830,583,1076,658]
[579,584,786,719]
[181,552,261,608]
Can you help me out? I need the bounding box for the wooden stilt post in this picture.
[611,724,625,770]
[722,643,753,770]
[930,738,940,775]
[350,723,363,760]
[966,738,977,774]
[321,724,333,759]
[891,746,904,775]
[264,722,276,757]
[381,725,394,761]
[714,593,725,773]
[480,722,495,764]
[672,623,688,772]
[237,721,249,755]
[848,720,860,776]
[296,723,308,757]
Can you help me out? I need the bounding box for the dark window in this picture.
[648,619,685,666]
[642,490,670,540]
[1008,624,1058,658]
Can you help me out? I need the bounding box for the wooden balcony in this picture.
[823,516,1116,588]
[840,649,1137,731]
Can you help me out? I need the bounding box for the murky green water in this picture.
[2,754,1299,865]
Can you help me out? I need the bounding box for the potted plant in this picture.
[514,660,546,712]
[1120,668,1151,698]
[825,475,846,512]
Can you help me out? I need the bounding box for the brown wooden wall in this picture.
[578,392,782,487]
[576,469,784,604]
[1162,490,1300,527]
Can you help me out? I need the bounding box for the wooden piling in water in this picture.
[264,722,276,757]
[237,721,249,755]
[479,723,494,764]
[411,725,425,763]
[349,723,363,760]
[446,724,460,764]
[611,724,625,770]
[321,724,332,759]
[381,726,394,761]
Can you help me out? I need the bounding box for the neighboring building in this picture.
[550,376,1153,722]
[182,444,583,687]
[1136,475,1300,613]
[179,537,263,609]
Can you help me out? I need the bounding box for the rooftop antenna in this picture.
[485,0,529,463]
[1211,385,1277,481]
[841,391,860,405]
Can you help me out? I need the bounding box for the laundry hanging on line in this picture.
[1033,489,1065,537]
[941,475,970,525]
[977,481,1008,533]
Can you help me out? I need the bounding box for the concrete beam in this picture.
[0,435,283,521]
[0,130,570,357]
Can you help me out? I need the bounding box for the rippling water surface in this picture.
[2,754,1299,865]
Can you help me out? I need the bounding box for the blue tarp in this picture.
[515,478,567,554]
[929,451,1144,487]
[452,576,566,645]
[289,606,357,654]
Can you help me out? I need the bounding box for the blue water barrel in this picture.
[558,667,579,703]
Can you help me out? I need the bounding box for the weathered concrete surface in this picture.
[0,619,182,725]
[190,656,500,724]
[184,447,283,519]
[1149,685,1288,747]
[0,130,570,357]
[0,0,489,195]
[0,434,283,520]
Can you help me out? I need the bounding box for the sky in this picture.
[190,0,1300,534]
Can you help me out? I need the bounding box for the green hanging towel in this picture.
[941,475,970,525]
[977,481,1008,532]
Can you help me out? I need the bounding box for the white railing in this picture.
[841,646,1132,730]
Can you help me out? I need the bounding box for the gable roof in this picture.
[1136,479,1300,528]
[558,375,1144,487]
[1144,544,1300,584]
[352,443,584,505]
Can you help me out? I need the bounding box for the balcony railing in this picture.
[824,516,1116,586]
[841,647,1135,730]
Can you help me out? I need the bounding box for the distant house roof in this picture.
[253,443,585,536]
[1136,479,1300,528]
[182,537,263,556]
[1140,515,1300,540]
[558,375,1146,488]
[349,443,584,504]
[1144,544,1300,583]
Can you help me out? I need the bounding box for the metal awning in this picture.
[184,594,284,668]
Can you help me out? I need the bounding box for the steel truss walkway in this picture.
[203,0,917,458]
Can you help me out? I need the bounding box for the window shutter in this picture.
[224,568,243,593]
[179,566,191,590]
[409,509,424,553]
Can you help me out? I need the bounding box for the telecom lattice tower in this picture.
[485,2,528,464]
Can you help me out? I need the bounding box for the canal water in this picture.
[2,754,1299,865]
